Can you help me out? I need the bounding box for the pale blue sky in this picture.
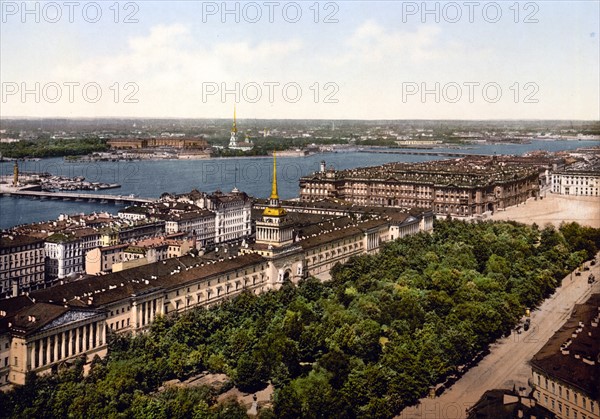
[1,1,598,119]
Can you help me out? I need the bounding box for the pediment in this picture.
[40,310,99,332]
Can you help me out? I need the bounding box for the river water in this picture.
[1,140,597,229]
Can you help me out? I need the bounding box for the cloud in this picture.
[215,39,303,63]
[127,23,191,53]
[329,20,466,67]
[53,24,304,83]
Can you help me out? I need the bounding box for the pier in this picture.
[0,190,154,205]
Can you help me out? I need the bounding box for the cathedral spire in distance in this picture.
[232,104,238,133]
[229,104,238,148]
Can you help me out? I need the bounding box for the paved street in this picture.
[398,254,600,419]
[489,193,600,228]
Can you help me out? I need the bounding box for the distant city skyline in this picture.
[1,1,599,120]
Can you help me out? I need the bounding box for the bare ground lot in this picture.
[488,193,600,228]
[398,255,600,419]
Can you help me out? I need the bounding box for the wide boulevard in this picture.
[398,254,600,419]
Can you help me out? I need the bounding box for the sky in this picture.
[1,1,599,120]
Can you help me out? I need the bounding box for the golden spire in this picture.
[262,151,286,217]
[270,151,278,200]
[232,104,237,133]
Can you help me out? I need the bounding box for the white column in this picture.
[60,332,66,360]
[75,327,80,354]
[45,337,51,365]
[53,335,58,363]
[37,340,42,368]
[29,344,35,370]
[87,324,92,350]
[132,302,138,329]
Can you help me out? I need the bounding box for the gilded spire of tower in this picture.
[270,151,279,200]
[232,104,237,133]
[262,151,286,217]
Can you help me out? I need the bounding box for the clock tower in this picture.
[255,152,294,247]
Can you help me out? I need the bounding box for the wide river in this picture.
[1,140,597,229]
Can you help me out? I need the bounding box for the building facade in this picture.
[85,244,128,275]
[299,157,540,217]
[162,189,252,246]
[551,161,600,196]
[531,294,600,419]
[208,190,252,244]
[44,234,84,281]
[164,210,216,248]
[118,206,150,221]
[0,235,46,299]
[107,138,209,150]
[1,299,107,386]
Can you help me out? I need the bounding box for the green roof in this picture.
[46,233,76,243]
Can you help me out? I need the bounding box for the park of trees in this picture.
[0,138,109,159]
[1,220,598,419]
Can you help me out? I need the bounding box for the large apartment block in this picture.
[531,293,600,419]
[0,235,46,299]
[163,210,216,247]
[299,157,540,217]
[551,160,600,196]
[164,189,252,245]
